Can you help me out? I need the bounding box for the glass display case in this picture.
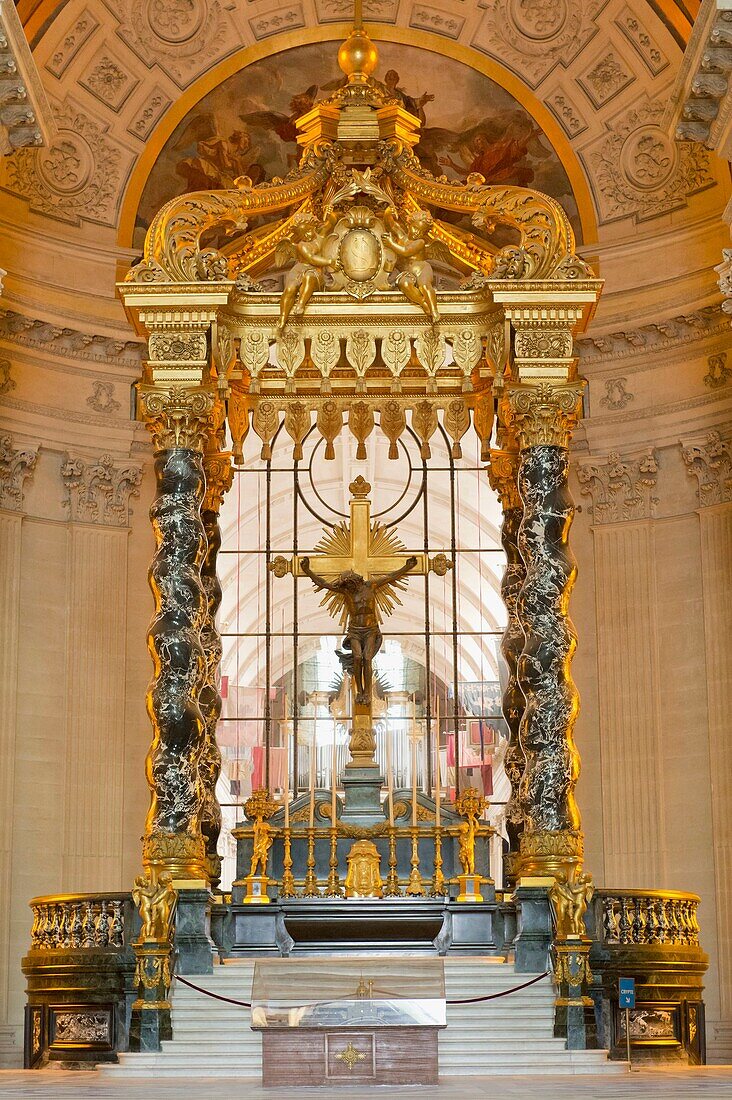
[250,957,446,1030]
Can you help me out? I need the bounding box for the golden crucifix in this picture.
[271,476,451,768]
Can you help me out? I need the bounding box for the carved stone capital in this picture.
[0,433,39,511]
[577,449,659,524]
[61,452,143,527]
[202,450,234,513]
[488,448,521,511]
[138,385,219,453]
[682,430,732,506]
[503,382,585,450]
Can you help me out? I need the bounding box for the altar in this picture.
[251,958,446,1086]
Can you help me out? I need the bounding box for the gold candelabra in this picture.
[302,828,320,897]
[383,826,401,897]
[406,827,425,896]
[430,825,446,896]
[326,826,343,897]
[281,826,296,898]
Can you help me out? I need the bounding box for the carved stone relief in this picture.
[704,352,731,389]
[577,448,659,523]
[87,380,122,413]
[599,376,633,410]
[682,431,732,507]
[0,0,55,151]
[107,0,240,89]
[578,48,634,109]
[45,9,100,79]
[250,6,305,40]
[410,6,465,38]
[3,100,131,227]
[0,359,15,395]
[0,433,39,512]
[577,305,726,363]
[545,86,589,138]
[80,49,139,111]
[126,86,171,142]
[586,98,715,224]
[315,0,398,22]
[716,248,732,322]
[61,452,143,526]
[472,0,605,89]
[0,307,144,365]
[52,1010,110,1044]
[615,5,668,77]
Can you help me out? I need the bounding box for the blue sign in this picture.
[619,978,635,1009]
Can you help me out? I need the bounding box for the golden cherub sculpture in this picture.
[382,206,448,323]
[276,209,339,331]
[455,787,487,876]
[549,867,594,940]
[132,869,177,944]
[244,787,278,880]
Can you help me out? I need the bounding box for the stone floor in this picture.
[1,1068,732,1098]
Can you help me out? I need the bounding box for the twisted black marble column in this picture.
[504,380,585,879]
[143,447,209,880]
[516,443,581,871]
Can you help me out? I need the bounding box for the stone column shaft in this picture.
[139,386,218,882]
[505,382,585,879]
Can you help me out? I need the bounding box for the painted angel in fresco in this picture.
[275,209,340,331]
[174,114,266,191]
[382,207,450,324]
[435,116,540,186]
[240,84,319,167]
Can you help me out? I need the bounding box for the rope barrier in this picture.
[173,968,550,1009]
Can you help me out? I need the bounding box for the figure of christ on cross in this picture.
[300,555,418,706]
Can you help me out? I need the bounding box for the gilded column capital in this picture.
[503,381,585,450]
[138,385,219,453]
[488,449,521,512]
[202,450,234,513]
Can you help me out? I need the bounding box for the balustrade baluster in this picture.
[70,902,83,948]
[619,897,632,944]
[81,901,95,947]
[645,897,658,943]
[95,899,110,947]
[110,901,125,948]
[666,900,679,943]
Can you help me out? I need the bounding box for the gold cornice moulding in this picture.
[503,381,585,451]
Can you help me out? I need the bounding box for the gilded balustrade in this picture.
[598,889,700,948]
[29,893,131,952]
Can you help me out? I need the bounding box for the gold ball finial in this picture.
[338,26,379,84]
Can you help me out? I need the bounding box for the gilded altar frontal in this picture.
[0,0,730,1093]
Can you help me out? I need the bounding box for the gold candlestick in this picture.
[430,825,446,896]
[384,826,401,897]
[281,826,296,898]
[406,827,425,896]
[302,828,319,897]
[326,826,342,896]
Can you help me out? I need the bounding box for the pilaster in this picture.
[0,435,37,1060]
[682,431,732,1051]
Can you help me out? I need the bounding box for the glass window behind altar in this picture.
[215,417,509,889]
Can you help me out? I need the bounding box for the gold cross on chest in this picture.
[270,476,451,593]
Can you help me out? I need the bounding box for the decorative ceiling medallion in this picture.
[144,0,207,43]
[508,0,567,42]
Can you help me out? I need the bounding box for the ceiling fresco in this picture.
[133,40,583,250]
